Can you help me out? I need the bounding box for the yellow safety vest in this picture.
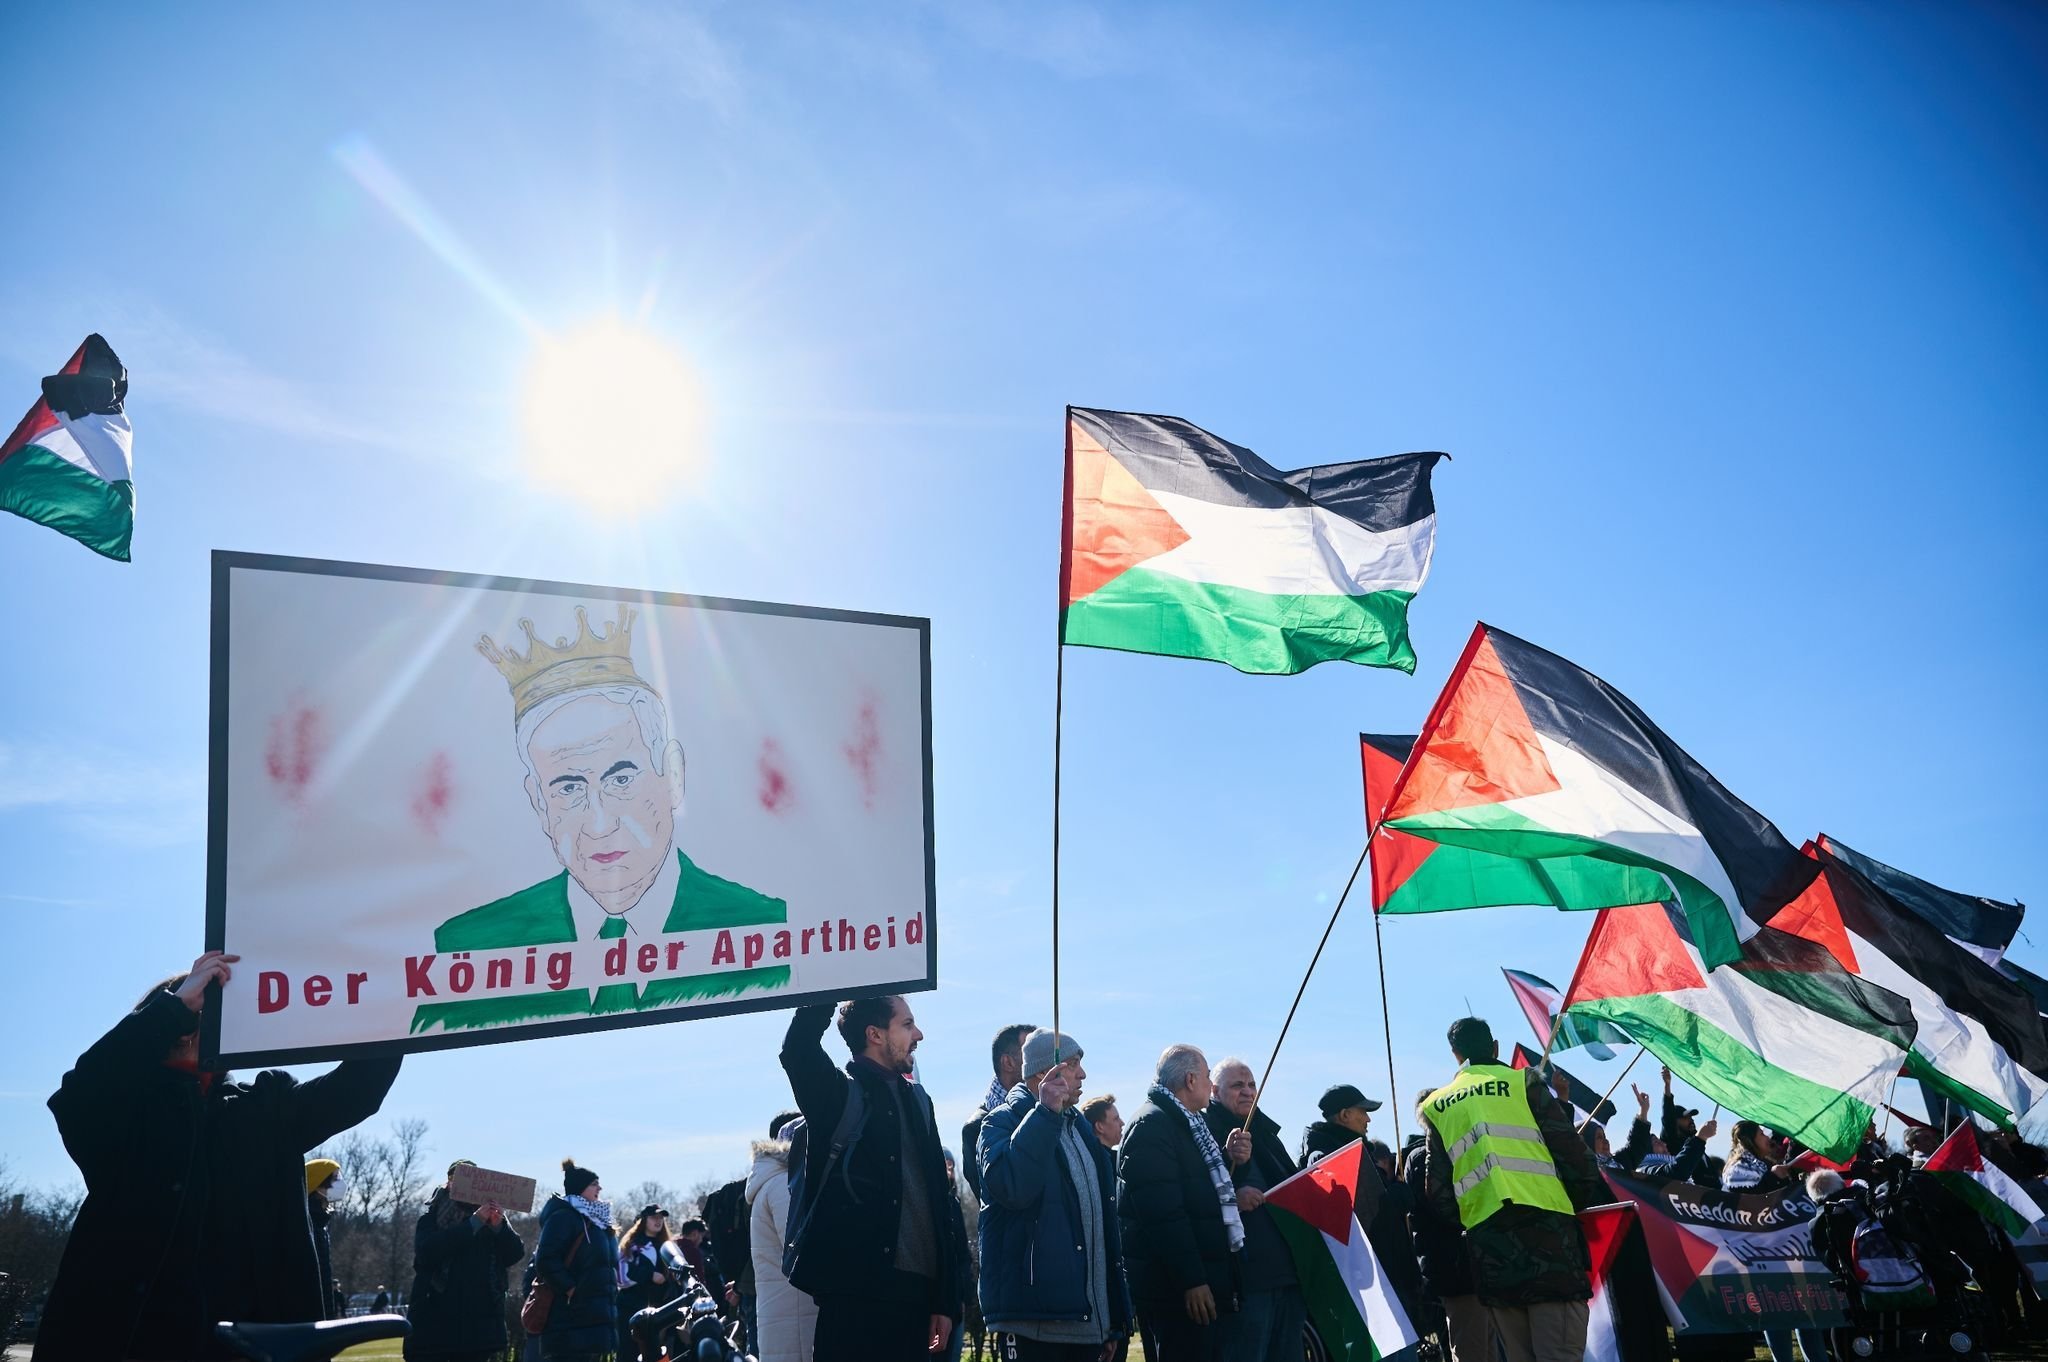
[1417,1062,1574,1228]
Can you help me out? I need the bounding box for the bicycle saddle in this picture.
[215,1314,411,1362]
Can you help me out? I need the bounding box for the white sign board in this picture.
[203,554,935,1065]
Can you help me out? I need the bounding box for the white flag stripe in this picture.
[1979,1153,2048,1227]
[29,411,133,483]
[1503,738,1756,946]
[1323,1219,1416,1353]
[1846,927,2048,1123]
[1140,490,1435,597]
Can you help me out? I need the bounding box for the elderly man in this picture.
[1117,1045,1242,1362]
[1418,1018,1602,1362]
[978,1030,1131,1360]
[1300,1083,1383,1166]
[1203,1059,1303,1362]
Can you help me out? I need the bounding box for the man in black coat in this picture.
[1402,1127,1496,1362]
[404,1162,526,1362]
[42,951,401,1361]
[962,1022,1034,1202]
[780,997,969,1361]
[1117,1044,1242,1362]
[1204,1058,1302,1362]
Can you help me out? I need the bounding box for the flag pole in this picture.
[1373,900,1403,1151]
[1246,845,1369,1131]
[1052,410,1074,1062]
[1578,1046,1648,1134]
[1051,639,1065,1054]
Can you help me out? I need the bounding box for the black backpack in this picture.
[781,1081,867,1280]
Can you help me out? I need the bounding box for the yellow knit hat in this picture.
[306,1158,341,1194]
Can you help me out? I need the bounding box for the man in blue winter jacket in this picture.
[977,1029,1132,1362]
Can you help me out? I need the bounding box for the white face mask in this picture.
[325,1178,348,1201]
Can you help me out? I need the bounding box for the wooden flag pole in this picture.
[1245,845,1369,1131]
[1578,1046,1648,1134]
[1050,624,1066,1059]
[1373,901,1403,1152]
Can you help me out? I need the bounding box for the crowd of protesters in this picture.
[35,957,2048,1362]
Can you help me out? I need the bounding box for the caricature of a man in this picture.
[412,605,788,1033]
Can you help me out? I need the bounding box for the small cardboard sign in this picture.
[448,1164,538,1213]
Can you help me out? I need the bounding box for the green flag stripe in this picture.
[1061,567,1416,675]
[0,442,133,560]
[1928,1170,2031,1235]
[1385,800,1740,965]
[1270,1209,1379,1361]
[1378,838,1671,918]
[1570,992,1875,1159]
[1902,1050,2014,1127]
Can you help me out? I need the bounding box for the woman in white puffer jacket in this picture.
[747,1120,817,1362]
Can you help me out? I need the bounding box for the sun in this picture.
[520,319,707,508]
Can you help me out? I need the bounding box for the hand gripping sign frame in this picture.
[203,552,937,1067]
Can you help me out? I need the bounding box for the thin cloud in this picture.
[580,0,743,116]
[0,739,205,848]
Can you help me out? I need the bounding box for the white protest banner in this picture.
[447,1164,539,1213]
[203,554,935,1065]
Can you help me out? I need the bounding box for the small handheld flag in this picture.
[0,334,133,560]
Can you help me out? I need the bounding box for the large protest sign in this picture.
[1603,1171,1848,1334]
[203,553,935,1065]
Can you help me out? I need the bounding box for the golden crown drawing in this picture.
[477,604,650,724]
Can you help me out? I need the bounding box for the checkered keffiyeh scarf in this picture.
[983,1076,1010,1113]
[1156,1085,1245,1252]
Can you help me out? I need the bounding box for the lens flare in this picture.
[520,319,706,508]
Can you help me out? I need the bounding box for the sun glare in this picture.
[520,319,706,508]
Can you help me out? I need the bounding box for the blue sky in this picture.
[4,2,2046,1195]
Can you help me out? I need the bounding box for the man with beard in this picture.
[780,997,969,1360]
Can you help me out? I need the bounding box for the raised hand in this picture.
[174,952,241,1013]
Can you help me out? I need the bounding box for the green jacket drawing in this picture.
[410,849,790,1033]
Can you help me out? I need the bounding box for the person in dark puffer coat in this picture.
[530,1159,619,1362]
[405,1161,526,1362]
[41,951,400,1362]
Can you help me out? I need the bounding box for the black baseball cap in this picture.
[1319,1083,1383,1118]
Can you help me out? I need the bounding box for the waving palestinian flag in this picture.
[1563,902,1916,1160]
[1925,1123,2048,1236]
[0,335,133,560]
[1361,733,1668,918]
[1814,834,2022,967]
[1266,1140,1418,1360]
[1061,407,1444,675]
[1379,624,1816,967]
[1772,842,2048,1130]
[1502,967,1626,1060]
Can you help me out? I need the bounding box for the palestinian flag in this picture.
[1502,967,1627,1060]
[1266,1139,1418,1360]
[1771,841,2048,1129]
[0,335,132,560]
[1925,1123,2048,1236]
[1816,835,2022,967]
[1561,902,1917,1160]
[1361,733,1669,918]
[2000,958,2048,1019]
[1579,1202,1637,1362]
[1061,407,1445,675]
[1507,1043,1617,1124]
[1379,624,1817,967]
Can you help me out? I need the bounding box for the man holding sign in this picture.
[406,1159,528,1362]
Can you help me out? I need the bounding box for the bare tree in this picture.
[615,1180,687,1223]
[380,1119,433,1291]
